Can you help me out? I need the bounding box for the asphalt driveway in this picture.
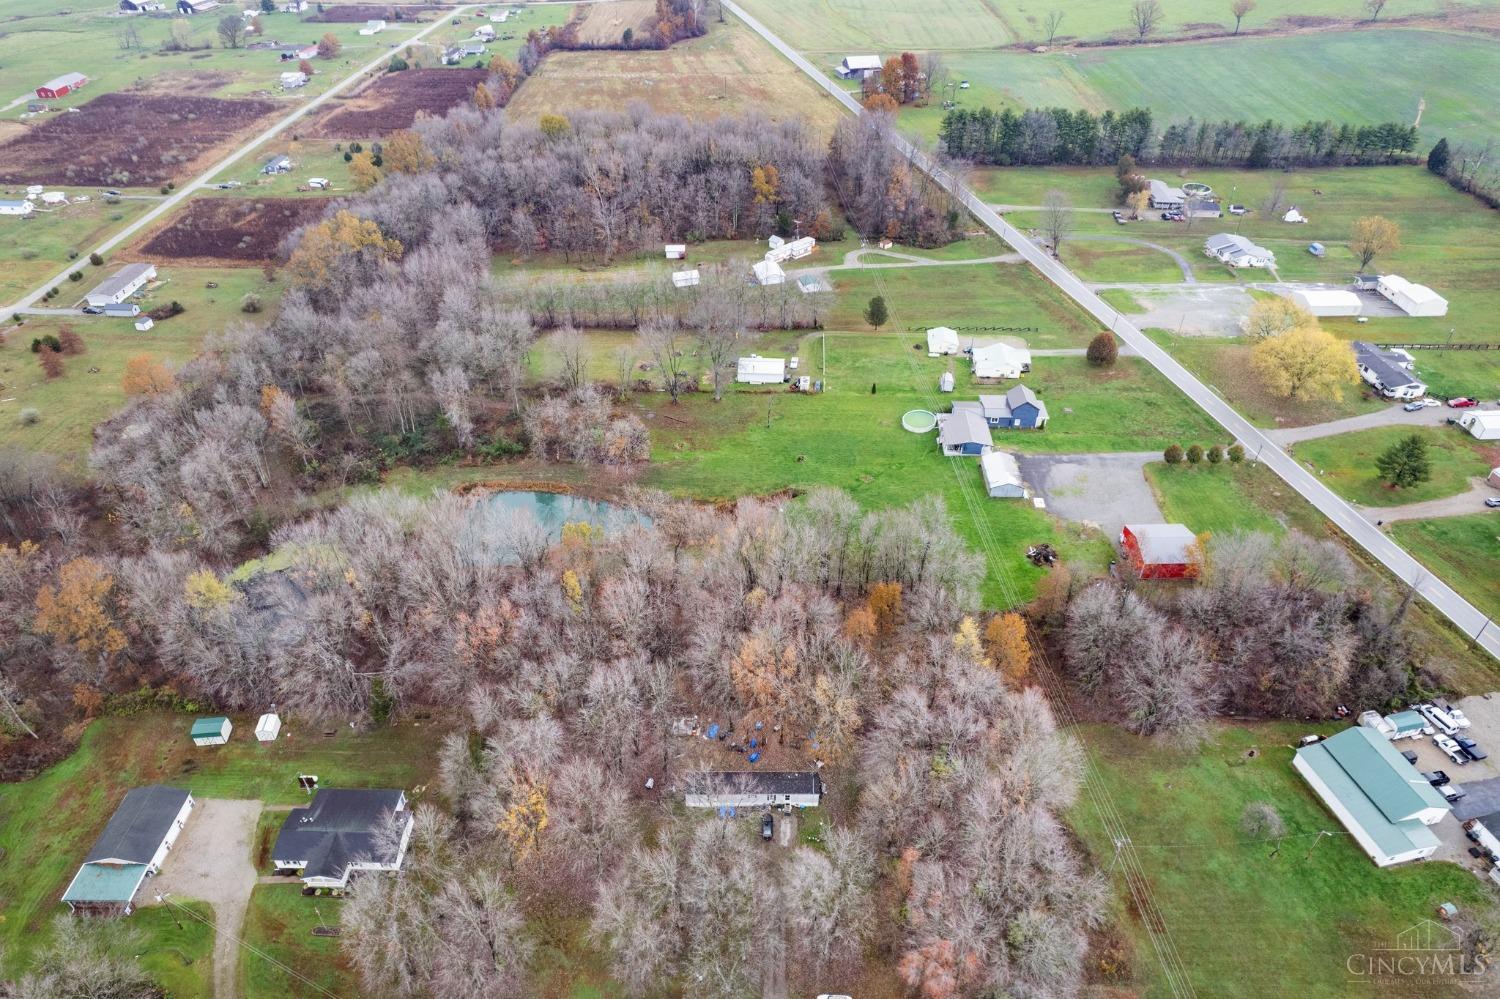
[1017,452,1163,538]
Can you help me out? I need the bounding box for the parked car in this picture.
[1419,703,1461,737]
[1298,734,1323,746]
[1424,770,1451,787]
[81,305,103,315]
[958,80,970,89]
[1433,698,1471,728]
[1487,498,1500,509]
[1421,397,1441,407]
[1404,401,1426,412]
[1449,397,1478,408]
[1112,210,1126,224]
[1440,783,1468,802]
[1227,204,1247,215]
[761,812,774,840]
[1402,749,1420,765]
[1458,736,1488,761]
[103,189,121,196]
[1436,734,1469,765]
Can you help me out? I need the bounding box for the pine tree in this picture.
[863,295,888,329]
[1375,434,1432,489]
[1427,138,1450,176]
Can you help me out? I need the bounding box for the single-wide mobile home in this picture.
[62,786,194,916]
[683,771,823,808]
[736,355,785,385]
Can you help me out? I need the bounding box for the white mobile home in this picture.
[358,19,386,35]
[62,786,194,916]
[671,269,700,289]
[0,200,33,216]
[683,771,823,808]
[971,342,1031,380]
[736,355,785,385]
[751,259,785,286]
[1459,411,1500,441]
[85,263,156,307]
[664,244,686,260]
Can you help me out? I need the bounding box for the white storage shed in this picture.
[1291,289,1362,317]
[255,713,282,742]
[1459,411,1500,441]
[927,326,960,356]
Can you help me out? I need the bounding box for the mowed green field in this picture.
[1392,513,1500,621]
[0,194,153,302]
[1291,426,1496,507]
[0,265,283,468]
[739,0,1493,48]
[1070,722,1489,999]
[901,30,1500,147]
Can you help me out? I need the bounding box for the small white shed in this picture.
[255,713,282,742]
[1283,207,1307,223]
[751,259,785,286]
[1459,411,1500,441]
[1488,468,1500,489]
[939,371,955,393]
[927,326,960,356]
[664,244,686,260]
[134,317,154,331]
[671,269,700,289]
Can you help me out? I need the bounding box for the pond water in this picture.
[484,490,651,541]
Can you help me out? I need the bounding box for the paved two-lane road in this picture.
[723,0,1499,660]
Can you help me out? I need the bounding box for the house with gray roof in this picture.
[62,786,194,915]
[1203,233,1275,269]
[954,385,1049,430]
[937,408,993,455]
[683,771,824,808]
[84,263,155,307]
[1147,179,1185,209]
[1293,726,1449,867]
[272,788,413,890]
[1353,340,1426,400]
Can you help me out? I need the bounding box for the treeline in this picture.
[828,113,962,247]
[939,105,1420,168]
[1428,137,1500,210]
[558,0,707,50]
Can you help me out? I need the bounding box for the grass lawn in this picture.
[0,196,154,303]
[1098,288,1145,313]
[1144,460,1289,536]
[0,266,283,468]
[900,29,1500,147]
[828,263,1105,349]
[1144,331,1387,428]
[735,0,1016,52]
[1058,239,1188,284]
[1291,426,1495,507]
[1070,721,1490,998]
[240,885,361,999]
[0,711,441,986]
[507,19,849,139]
[1410,350,1500,402]
[1392,514,1500,622]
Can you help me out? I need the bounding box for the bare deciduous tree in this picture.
[1129,0,1163,40]
[637,320,692,403]
[1040,189,1074,255]
[1043,9,1065,44]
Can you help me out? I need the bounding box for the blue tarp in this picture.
[748,752,760,763]
[705,723,719,740]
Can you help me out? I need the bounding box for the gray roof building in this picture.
[1353,340,1424,396]
[86,786,192,864]
[273,789,411,886]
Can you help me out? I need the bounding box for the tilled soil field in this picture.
[309,68,488,137]
[131,197,331,265]
[0,93,281,188]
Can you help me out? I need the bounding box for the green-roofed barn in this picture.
[1294,726,1450,867]
[190,716,232,746]
[62,785,194,916]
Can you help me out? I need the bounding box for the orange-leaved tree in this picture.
[34,557,127,662]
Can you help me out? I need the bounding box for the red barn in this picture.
[1119,523,1200,580]
[36,72,88,99]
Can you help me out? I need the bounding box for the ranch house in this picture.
[61,786,194,916]
[1203,233,1274,269]
[1352,341,1426,400]
[272,788,414,890]
[85,263,156,307]
[1119,523,1199,579]
[262,154,292,175]
[683,772,824,809]
[281,44,318,61]
[1147,179,1185,210]
[35,72,87,100]
[952,385,1049,430]
[937,409,992,456]
[119,0,167,10]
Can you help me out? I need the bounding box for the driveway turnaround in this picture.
[144,798,263,999]
[1018,452,1163,538]
[728,0,1500,662]
[1269,402,1472,445]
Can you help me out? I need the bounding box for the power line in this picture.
[155,894,344,999]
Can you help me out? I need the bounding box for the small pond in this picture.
[484,490,651,542]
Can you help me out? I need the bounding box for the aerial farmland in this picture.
[0,0,1498,997]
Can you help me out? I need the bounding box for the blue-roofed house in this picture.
[62,786,194,915]
[1293,726,1449,867]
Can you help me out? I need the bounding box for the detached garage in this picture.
[62,786,194,916]
[979,450,1025,498]
[1291,289,1362,318]
[1459,411,1500,441]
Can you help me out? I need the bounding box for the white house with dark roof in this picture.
[62,786,194,916]
[272,788,413,890]
[1353,341,1426,400]
[1204,233,1275,269]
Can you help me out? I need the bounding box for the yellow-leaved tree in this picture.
[985,612,1031,686]
[347,150,381,191]
[288,209,402,295]
[121,355,174,396]
[952,615,988,665]
[34,558,127,661]
[1241,296,1314,342]
[1251,324,1358,402]
[497,779,548,866]
[184,569,235,611]
[382,129,434,175]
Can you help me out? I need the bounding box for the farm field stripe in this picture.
[723,0,1500,665]
[0,5,478,322]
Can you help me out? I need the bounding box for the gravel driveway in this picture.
[145,798,263,998]
[1017,452,1163,537]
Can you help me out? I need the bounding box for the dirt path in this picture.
[146,798,263,999]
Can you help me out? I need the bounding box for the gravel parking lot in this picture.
[1017,452,1163,537]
